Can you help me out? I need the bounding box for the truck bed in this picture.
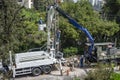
[15,51,55,69]
[98,49,120,60]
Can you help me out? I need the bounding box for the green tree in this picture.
[33,0,53,11]
[102,0,120,46]
[63,47,78,57]
[0,0,26,79]
[58,1,119,54]
[102,0,120,22]
[0,0,48,62]
[0,0,25,59]
[18,8,47,52]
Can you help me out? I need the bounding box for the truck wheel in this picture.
[32,67,42,76]
[43,65,52,74]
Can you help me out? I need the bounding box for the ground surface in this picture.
[15,67,87,80]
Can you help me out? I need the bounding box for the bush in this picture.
[84,64,113,80]
[63,47,78,57]
[74,77,81,80]
[111,73,120,80]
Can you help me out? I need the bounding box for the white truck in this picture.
[9,49,57,77]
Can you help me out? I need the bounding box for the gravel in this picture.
[14,67,87,80]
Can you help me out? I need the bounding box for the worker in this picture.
[107,44,112,55]
[69,62,72,71]
[56,28,61,42]
[80,55,84,68]
[48,48,50,52]
[38,17,43,24]
[38,17,44,31]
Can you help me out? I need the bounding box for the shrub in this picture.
[84,64,113,80]
[111,73,120,80]
[63,47,78,57]
[74,77,81,80]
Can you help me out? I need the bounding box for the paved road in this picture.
[15,67,87,80]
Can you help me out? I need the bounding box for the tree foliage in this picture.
[84,64,113,80]
[0,0,119,59]
[102,0,120,46]
[57,1,119,56]
[0,0,47,60]
[17,8,47,52]
[0,0,25,59]
[63,47,78,57]
[102,0,120,22]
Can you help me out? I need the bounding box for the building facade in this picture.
[17,0,33,8]
[89,0,105,11]
[73,0,105,11]
[17,0,105,10]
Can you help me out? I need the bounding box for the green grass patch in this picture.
[111,73,120,80]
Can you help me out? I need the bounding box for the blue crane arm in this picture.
[55,6,94,55]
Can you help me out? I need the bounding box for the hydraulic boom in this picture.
[54,6,94,57]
